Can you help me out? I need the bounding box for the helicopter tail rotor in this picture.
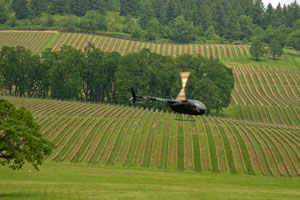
[175,72,190,102]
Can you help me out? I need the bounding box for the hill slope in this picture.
[3,96,299,177]
[0,31,250,58]
[1,30,300,177]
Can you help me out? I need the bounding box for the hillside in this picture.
[0,31,250,58]
[2,94,299,177]
[1,30,300,177]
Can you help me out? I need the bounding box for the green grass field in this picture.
[1,162,300,200]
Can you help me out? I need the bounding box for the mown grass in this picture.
[1,162,300,200]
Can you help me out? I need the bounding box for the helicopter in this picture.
[129,72,206,119]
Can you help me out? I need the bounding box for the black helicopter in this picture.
[129,72,206,119]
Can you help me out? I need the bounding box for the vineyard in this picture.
[1,30,300,178]
[0,31,250,58]
[228,65,300,126]
[3,90,300,176]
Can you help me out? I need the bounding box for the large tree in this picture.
[119,0,139,17]
[0,0,9,24]
[12,0,29,19]
[250,39,266,61]
[269,39,283,59]
[30,0,46,17]
[44,45,85,100]
[0,98,53,170]
[287,30,300,50]
[0,46,39,96]
[170,15,196,43]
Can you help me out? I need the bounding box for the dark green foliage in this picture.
[250,39,266,61]
[2,0,300,44]
[119,0,139,17]
[250,0,265,27]
[30,0,46,17]
[69,0,89,17]
[0,46,42,96]
[239,15,255,41]
[79,10,107,31]
[287,30,300,50]
[269,40,283,59]
[0,0,9,24]
[225,12,241,41]
[138,0,154,29]
[12,0,29,19]
[49,0,67,15]
[0,98,54,170]
[177,55,234,114]
[144,18,162,41]
[0,45,234,114]
[204,25,220,42]
[43,46,85,100]
[169,15,196,43]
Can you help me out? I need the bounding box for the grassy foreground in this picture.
[1,162,300,200]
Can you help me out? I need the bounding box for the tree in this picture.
[239,15,254,41]
[79,10,107,31]
[0,0,9,24]
[225,12,241,41]
[83,49,120,102]
[250,0,265,27]
[250,39,266,61]
[119,0,139,16]
[265,3,274,26]
[88,0,107,14]
[0,98,53,170]
[44,46,85,100]
[204,25,220,42]
[12,0,29,19]
[287,30,300,50]
[269,39,283,59]
[131,23,144,39]
[139,0,154,29]
[49,0,67,15]
[39,13,54,27]
[144,18,161,41]
[170,15,196,43]
[0,46,37,96]
[176,54,234,114]
[69,0,89,16]
[30,0,46,17]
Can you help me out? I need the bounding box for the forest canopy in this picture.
[0,0,300,48]
[0,45,234,114]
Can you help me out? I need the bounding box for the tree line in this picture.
[0,0,300,49]
[0,45,234,114]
